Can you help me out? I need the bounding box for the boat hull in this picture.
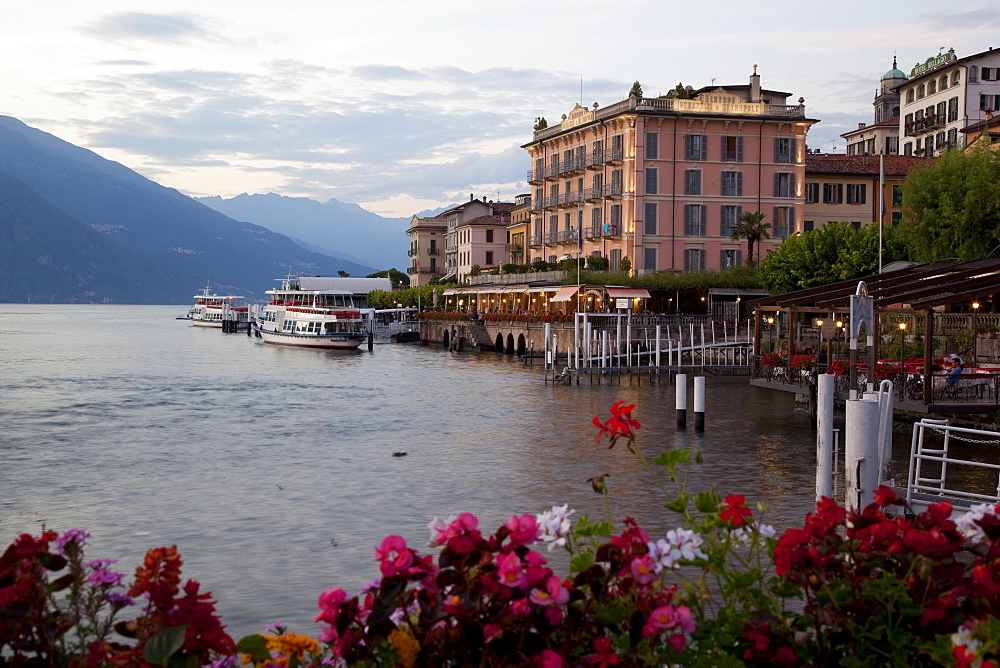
[254,323,366,350]
[190,318,224,328]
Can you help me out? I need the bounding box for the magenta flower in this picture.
[510,598,531,616]
[374,535,414,577]
[630,555,658,585]
[643,604,695,637]
[530,575,570,607]
[540,649,564,667]
[496,552,528,589]
[503,514,541,548]
[315,586,349,624]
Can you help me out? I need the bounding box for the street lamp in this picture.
[899,322,907,372]
[972,301,981,364]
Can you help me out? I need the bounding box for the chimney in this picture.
[750,64,761,103]
[469,193,474,201]
[858,123,866,129]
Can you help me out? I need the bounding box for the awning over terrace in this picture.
[549,286,580,302]
[605,288,651,300]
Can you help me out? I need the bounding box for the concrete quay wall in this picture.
[419,319,576,354]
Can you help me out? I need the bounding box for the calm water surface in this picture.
[1,305,817,638]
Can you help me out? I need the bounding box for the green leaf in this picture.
[570,551,595,573]
[236,635,272,662]
[694,490,719,513]
[144,625,187,666]
[664,493,689,513]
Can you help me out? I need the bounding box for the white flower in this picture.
[536,504,574,552]
[955,503,995,543]
[648,527,707,571]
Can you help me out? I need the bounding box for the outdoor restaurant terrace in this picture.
[748,259,1000,415]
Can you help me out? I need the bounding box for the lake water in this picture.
[0,305,819,640]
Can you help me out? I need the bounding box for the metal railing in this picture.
[905,419,1000,510]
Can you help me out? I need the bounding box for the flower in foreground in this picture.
[536,504,575,552]
[374,535,413,577]
[648,528,707,571]
[719,494,752,527]
[592,401,641,448]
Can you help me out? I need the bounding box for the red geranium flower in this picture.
[592,401,641,449]
[720,494,752,527]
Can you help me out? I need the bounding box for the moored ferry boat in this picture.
[185,285,250,327]
[253,275,369,349]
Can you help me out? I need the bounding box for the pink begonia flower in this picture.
[630,555,658,585]
[374,535,414,577]
[511,598,532,616]
[315,586,349,624]
[523,550,552,587]
[428,513,483,553]
[483,623,503,642]
[643,604,696,637]
[669,633,687,652]
[504,513,542,547]
[496,552,528,588]
[540,649,564,667]
[530,575,570,607]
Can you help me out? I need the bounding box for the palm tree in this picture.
[730,211,771,267]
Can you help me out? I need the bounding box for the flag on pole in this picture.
[577,223,583,251]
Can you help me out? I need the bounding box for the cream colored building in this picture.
[406,214,446,286]
[804,154,930,231]
[900,47,1000,157]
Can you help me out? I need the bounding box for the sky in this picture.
[3,1,999,218]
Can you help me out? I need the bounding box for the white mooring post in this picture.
[845,396,881,512]
[693,376,705,431]
[676,373,688,428]
[655,325,662,369]
[816,373,835,501]
[544,323,552,370]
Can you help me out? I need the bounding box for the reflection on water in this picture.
[1,305,818,638]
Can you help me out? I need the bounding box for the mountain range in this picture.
[0,115,413,303]
[195,193,409,271]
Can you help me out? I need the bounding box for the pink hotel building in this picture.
[522,70,818,273]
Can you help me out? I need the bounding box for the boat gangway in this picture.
[893,419,1000,517]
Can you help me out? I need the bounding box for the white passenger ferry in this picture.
[253,275,369,349]
[185,285,250,328]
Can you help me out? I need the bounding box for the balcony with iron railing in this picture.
[427,248,440,255]
[505,243,524,253]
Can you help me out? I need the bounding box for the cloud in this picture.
[80,12,207,43]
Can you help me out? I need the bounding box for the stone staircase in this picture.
[467,322,495,351]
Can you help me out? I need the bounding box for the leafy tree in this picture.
[586,256,609,271]
[758,222,907,294]
[533,117,548,131]
[618,257,632,274]
[367,268,409,289]
[900,144,1000,261]
[729,211,771,267]
[469,264,482,277]
[530,259,552,272]
[337,270,350,277]
[629,81,643,98]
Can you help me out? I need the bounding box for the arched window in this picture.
[940,74,949,89]
[929,80,937,94]
[917,84,926,99]
[953,70,961,85]
[906,88,915,103]
[970,66,979,83]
